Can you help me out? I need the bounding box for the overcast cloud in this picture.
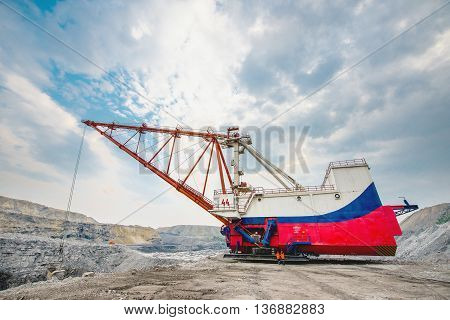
[0,0,449,227]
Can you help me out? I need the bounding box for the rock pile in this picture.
[396,203,449,263]
[0,196,225,291]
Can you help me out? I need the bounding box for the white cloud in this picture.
[0,68,206,226]
[131,21,152,40]
[41,0,253,128]
[401,29,450,71]
[1,69,78,138]
[0,0,449,225]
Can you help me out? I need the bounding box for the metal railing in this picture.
[214,184,335,197]
[212,184,336,212]
[321,158,367,186]
[252,185,335,194]
[328,158,367,168]
[178,179,214,207]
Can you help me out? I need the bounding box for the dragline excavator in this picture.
[83,120,418,262]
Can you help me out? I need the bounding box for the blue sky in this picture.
[0,0,449,227]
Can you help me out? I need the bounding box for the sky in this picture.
[0,0,449,228]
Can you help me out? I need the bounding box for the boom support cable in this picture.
[59,125,87,265]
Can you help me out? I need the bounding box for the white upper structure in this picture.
[210,159,376,219]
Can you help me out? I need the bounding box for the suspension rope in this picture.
[152,139,204,166]
[169,140,208,176]
[59,125,87,266]
[134,133,167,153]
[190,142,208,190]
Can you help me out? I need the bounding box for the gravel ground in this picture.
[0,256,448,300]
[0,233,224,290]
[1,203,448,299]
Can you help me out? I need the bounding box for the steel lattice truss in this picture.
[83,120,233,224]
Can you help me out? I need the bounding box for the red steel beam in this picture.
[216,141,226,193]
[85,122,225,218]
[166,135,177,174]
[82,120,227,139]
[182,140,212,185]
[216,140,233,187]
[202,140,215,195]
[148,135,173,164]
[123,131,138,146]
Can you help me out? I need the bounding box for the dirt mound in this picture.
[0,195,97,224]
[158,225,221,237]
[396,203,449,263]
[0,196,158,245]
[135,225,226,252]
